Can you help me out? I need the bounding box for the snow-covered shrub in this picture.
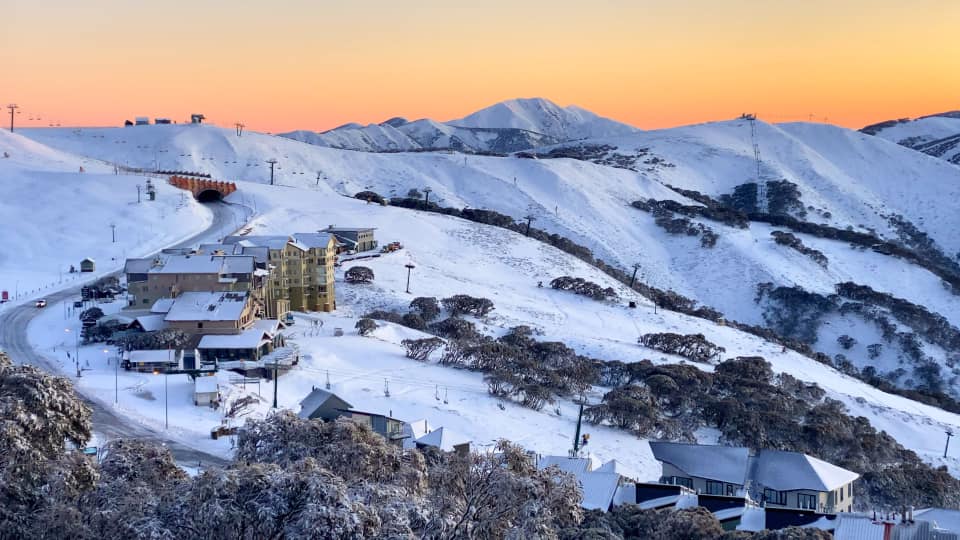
[440,294,495,317]
[345,266,375,284]
[355,318,378,336]
[401,337,444,361]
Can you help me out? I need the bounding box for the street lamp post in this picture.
[404,263,415,294]
[65,328,81,377]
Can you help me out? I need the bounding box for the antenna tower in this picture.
[748,114,767,213]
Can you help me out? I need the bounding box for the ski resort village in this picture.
[3,95,960,538]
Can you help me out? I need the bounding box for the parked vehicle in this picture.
[35,299,47,308]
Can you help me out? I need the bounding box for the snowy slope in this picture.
[19,122,960,398]
[449,97,639,140]
[25,178,960,480]
[0,130,213,302]
[863,113,960,166]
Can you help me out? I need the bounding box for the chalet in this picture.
[196,322,285,365]
[345,410,407,444]
[536,455,632,512]
[320,226,378,253]
[649,442,859,513]
[414,427,471,455]
[194,376,220,406]
[298,388,353,421]
[650,441,749,496]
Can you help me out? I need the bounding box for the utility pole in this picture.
[136,184,142,203]
[571,397,585,457]
[272,361,279,408]
[423,187,432,205]
[523,215,536,236]
[110,223,116,243]
[316,172,322,186]
[946,429,954,458]
[164,370,169,429]
[115,348,119,404]
[629,263,641,288]
[405,263,415,294]
[7,104,19,132]
[266,159,278,185]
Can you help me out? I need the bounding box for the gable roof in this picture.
[752,450,859,492]
[576,472,622,511]
[415,427,471,451]
[297,388,353,419]
[322,226,376,233]
[595,459,641,481]
[537,455,597,475]
[291,232,335,249]
[164,291,249,322]
[649,442,750,485]
[150,298,176,314]
[133,314,167,332]
[225,235,295,250]
[197,329,271,350]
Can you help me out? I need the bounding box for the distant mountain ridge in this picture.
[280,97,638,153]
[861,111,960,166]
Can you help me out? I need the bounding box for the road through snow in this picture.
[0,200,247,467]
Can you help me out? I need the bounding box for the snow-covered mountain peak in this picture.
[449,97,639,140]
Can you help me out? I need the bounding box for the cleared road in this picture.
[0,201,246,467]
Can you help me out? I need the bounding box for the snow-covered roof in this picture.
[595,459,641,481]
[98,313,135,326]
[415,427,471,451]
[407,419,430,440]
[537,455,596,475]
[916,508,960,533]
[134,314,167,332]
[165,291,249,322]
[194,376,219,394]
[297,388,352,419]
[151,298,175,313]
[291,232,335,249]
[124,258,153,274]
[198,243,242,255]
[752,449,859,492]
[649,442,750,485]
[225,235,295,250]
[713,506,747,522]
[736,506,767,532]
[832,514,885,540]
[136,254,255,275]
[322,226,376,233]
[197,328,270,350]
[252,319,283,336]
[576,472,621,511]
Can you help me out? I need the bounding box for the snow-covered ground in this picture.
[19,120,960,397]
[11,117,960,479]
[0,129,213,304]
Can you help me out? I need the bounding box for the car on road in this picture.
[35,299,47,308]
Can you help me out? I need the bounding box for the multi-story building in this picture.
[649,442,859,513]
[222,233,337,316]
[123,254,263,309]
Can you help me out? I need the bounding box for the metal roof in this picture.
[649,441,750,485]
[752,449,859,492]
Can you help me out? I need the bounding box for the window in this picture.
[197,322,204,329]
[798,493,817,510]
[726,484,737,496]
[670,476,693,489]
[705,481,724,495]
[143,299,150,304]
[763,489,786,506]
[847,484,852,498]
[839,487,844,501]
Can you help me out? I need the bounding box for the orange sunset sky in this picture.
[2,0,958,133]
